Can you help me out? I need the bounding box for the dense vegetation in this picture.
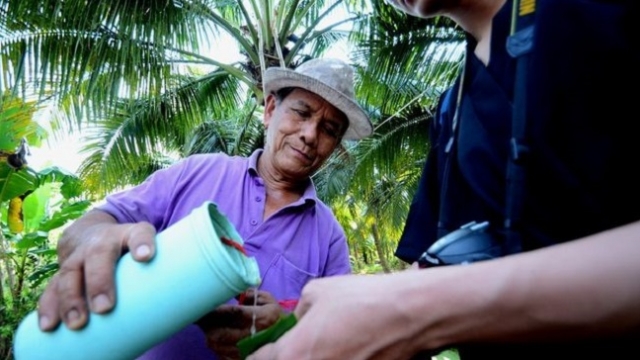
[0,1,464,358]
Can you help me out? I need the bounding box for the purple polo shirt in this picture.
[97,149,351,359]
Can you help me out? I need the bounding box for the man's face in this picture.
[384,0,453,18]
[263,88,348,179]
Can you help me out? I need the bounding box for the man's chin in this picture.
[286,165,316,181]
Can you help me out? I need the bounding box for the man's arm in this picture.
[248,220,640,359]
[322,222,351,276]
[426,219,640,345]
[37,209,157,331]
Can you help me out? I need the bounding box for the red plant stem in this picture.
[220,236,247,256]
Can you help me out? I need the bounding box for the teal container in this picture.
[13,201,261,360]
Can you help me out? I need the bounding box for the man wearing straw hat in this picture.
[35,58,372,360]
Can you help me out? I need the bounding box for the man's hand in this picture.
[37,210,157,331]
[197,290,283,360]
[246,273,425,360]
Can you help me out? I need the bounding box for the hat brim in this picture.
[263,68,373,140]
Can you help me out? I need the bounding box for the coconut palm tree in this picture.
[1,0,370,195]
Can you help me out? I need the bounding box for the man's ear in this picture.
[263,94,277,128]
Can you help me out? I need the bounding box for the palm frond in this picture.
[74,71,243,192]
[184,100,264,155]
[350,1,463,116]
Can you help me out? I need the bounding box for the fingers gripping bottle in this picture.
[13,201,261,360]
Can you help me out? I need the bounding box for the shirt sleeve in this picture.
[394,85,456,264]
[322,221,351,276]
[96,159,190,230]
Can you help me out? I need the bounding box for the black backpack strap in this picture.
[503,0,536,254]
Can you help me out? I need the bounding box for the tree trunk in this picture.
[371,223,390,273]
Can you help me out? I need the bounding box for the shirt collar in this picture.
[248,149,317,208]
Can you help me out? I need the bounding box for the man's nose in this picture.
[299,120,319,145]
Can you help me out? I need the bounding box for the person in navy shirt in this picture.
[249,1,640,359]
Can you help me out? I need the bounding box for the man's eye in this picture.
[324,125,339,137]
[293,109,309,117]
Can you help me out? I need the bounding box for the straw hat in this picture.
[263,58,373,140]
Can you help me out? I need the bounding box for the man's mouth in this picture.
[292,146,313,161]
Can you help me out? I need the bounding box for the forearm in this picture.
[405,220,640,349]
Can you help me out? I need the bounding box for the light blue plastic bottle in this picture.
[13,201,261,360]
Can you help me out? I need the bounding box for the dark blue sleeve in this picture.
[394,86,456,264]
[394,150,439,264]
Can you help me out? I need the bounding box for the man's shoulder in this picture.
[311,199,345,232]
[312,198,331,213]
[178,152,249,170]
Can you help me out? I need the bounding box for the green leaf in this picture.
[433,348,461,360]
[237,313,297,360]
[28,262,60,288]
[22,183,53,233]
[30,248,57,256]
[39,200,92,231]
[36,166,83,199]
[0,95,47,151]
[0,162,39,201]
[15,231,49,249]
